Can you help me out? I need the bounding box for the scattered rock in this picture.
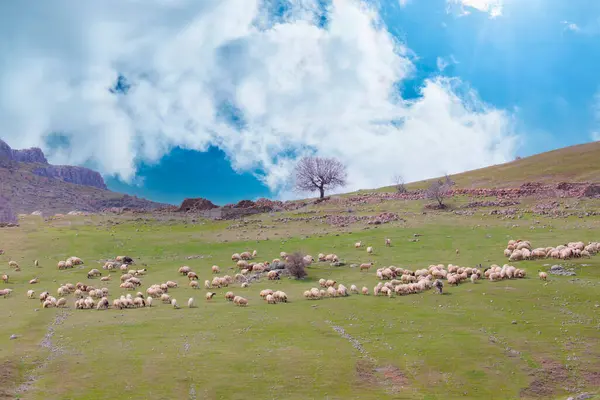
[549,265,576,276]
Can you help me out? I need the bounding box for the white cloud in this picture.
[0,0,518,199]
[561,21,581,32]
[436,55,457,72]
[447,0,503,18]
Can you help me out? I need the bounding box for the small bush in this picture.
[285,252,308,279]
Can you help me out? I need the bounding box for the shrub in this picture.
[285,252,308,279]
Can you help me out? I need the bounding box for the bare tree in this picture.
[426,179,450,208]
[294,156,347,199]
[393,174,407,194]
[444,173,455,187]
[285,252,308,279]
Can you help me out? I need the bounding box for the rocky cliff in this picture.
[32,165,107,190]
[12,147,48,164]
[0,139,106,189]
[0,138,169,215]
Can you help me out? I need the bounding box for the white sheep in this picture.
[188,297,196,308]
[366,246,373,254]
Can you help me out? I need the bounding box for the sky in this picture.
[0,0,599,205]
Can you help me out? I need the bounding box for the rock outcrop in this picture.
[32,165,107,190]
[177,198,218,212]
[0,138,169,214]
[0,139,107,189]
[12,147,48,164]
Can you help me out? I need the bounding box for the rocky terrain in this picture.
[0,139,168,218]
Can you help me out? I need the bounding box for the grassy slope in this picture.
[1,199,599,399]
[367,141,600,193]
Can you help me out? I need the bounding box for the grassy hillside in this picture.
[370,141,600,193]
[1,194,599,399]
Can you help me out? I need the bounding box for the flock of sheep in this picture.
[0,235,572,306]
[504,239,600,261]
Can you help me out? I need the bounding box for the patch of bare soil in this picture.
[376,365,409,393]
[582,367,600,387]
[520,359,573,398]
[355,360,409,394]
[355,359,377,387]
[0,360,18,399]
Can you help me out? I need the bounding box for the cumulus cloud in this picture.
[0,0,518,199]
[447,0,503,18]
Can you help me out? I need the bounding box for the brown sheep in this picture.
[360,262,373,271]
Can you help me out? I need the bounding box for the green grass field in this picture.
[1,197,600,399]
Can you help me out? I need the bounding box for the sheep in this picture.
[259,289,273,298]
[361,286,369,295]
[266,294,276,304]
[1,274,8,284]
[29,278,39,284]
[225,291,235,301]
[57,260,67,270]
[87,269,102,279]
[273,291,288,303]
[326,286,337,298]
[206,292,216,301]
[27,290,35,299]
[240,252,252,260]
[212,265,220,274]
[96,297,110,310]
[267,271,279,280]
[100,274,111,282]
[8,261,19,269]
[67,256,84,266]
[385,238,391,247]
[187,272,199,281]
[303,255,314,265]
[470,274,479,283]
[538,271,548,281]
[171,299,180,309]
[360,262,373,271]
[350,285,359,294]
[188,297,196,308]
[318,278,327,288]
[325,279,336,288]
[189,280,199,289]
[235,297,248,306]
[241,282,249,288]
[366,246,373,254]
[355,241,362,248]
[231,253,241,261]
[204,280,211,289]
[166,280,178,289]
[146,297,153,307]
[161,294,171,304]
[178,266,192,275]
[0,289,13,298]
[34,259,39,267]
[318,253,326,262]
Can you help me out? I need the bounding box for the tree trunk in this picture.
[319,186,325,199]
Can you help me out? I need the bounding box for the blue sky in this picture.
[0,0,599,205]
